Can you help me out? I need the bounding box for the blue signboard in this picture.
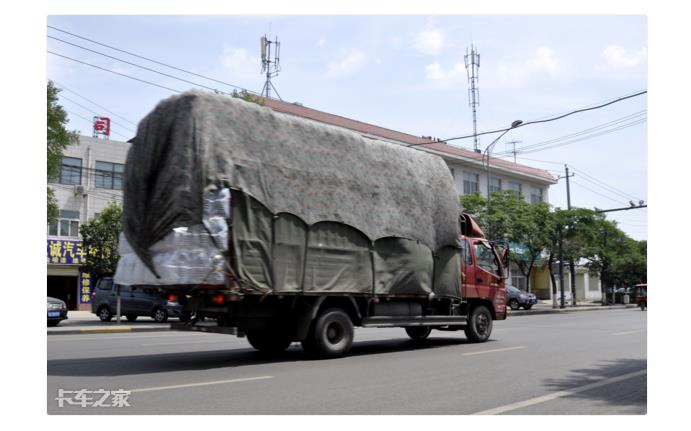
[47,239,86,265]
[79,271,92,304]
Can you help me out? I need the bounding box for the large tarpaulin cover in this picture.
[120,91,462,297]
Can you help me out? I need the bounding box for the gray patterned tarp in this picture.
[122,91,460,281]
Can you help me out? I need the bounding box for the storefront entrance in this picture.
[47,276,78,310]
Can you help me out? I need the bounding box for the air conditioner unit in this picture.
[74,185,86,196]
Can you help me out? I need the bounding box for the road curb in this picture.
[509,304,638,316]
[47,325,171,336]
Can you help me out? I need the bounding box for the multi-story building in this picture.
[47,97,599,309]
[47,135,130,310]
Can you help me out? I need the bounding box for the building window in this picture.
[463,172,479,194]
[490,178,502,193]
[508,181,522,195]
[95,161,125,190]
[530,186,543,204]
[511,275,527,291]
[56,157,82,185]
[48,210,80,238]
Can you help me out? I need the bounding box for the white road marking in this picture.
[48,333,217,342]
[140,340,229,347]
[462,346,527,356]
[472,369,646,415]
[130,376,274,393]
[612,330,644,336]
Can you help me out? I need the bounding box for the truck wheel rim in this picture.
[326,323,344,344]
[476,314,489,334]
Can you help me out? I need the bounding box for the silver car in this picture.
[506,285,538,310]
[47,297,68,326]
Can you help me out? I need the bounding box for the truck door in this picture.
[472,240,502,301]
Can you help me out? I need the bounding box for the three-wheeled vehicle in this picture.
[635,283,647,310]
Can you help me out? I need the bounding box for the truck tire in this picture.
[465,305,493,343]
[405,326,431,341]
[247,330,293,354]
[310,308,354,357]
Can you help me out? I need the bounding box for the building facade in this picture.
[47,135,130,310]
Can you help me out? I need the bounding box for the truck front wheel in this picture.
[465,305,493,342]
[309,308,354,358]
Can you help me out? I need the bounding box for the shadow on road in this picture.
[47,336,479,377]
[541,358,647,414]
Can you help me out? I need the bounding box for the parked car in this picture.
[47,297,68,326]
[91,277,190,323]
[506,285,538,310]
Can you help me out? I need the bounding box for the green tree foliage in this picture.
[80,202,122,280]
[47,81,78,222]
[231,89,265,105]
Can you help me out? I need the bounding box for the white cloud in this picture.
[317,39,326,48]
[600,45,647,68]
[495,47,561,87]
[412,28,445,55]
[219,47,259,81]
[424,61,465,88]
[326,49,366,78]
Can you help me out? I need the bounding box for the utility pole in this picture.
[506,140,521,163]
[559,225,565,309]
[464,45,481,153]
[558,165,576,307]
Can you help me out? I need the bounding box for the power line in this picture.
[47,25,257,95]
[512,118,646,155]
[59,94,137,134]
[64,109,132,140]
[570,180,628,206]
[48,51,183,93]
[51,79,138,127]
[439,90,647,144]
[494,111,646,155]
[570,165,644,202]
[49,36,230,95]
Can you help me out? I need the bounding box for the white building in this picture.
[47,135,130,310]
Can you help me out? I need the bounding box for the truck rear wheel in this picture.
[465,305,493,343]
[309,308,354,358]
[246,330,293,354]
[405,326,431,341]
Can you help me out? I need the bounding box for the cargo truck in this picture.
[114,91,507,357]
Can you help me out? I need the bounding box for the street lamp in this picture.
[483,120,523,239]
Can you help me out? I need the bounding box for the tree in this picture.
[47,81,78,222]
[80,202,122,280]
[231,89,265,105]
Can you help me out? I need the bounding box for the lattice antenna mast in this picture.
[260,35,282,100]
[464,44,481,153]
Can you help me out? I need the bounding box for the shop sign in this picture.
[47,239,86,265]
[79,271,92,304]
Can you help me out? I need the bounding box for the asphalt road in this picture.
[47,308,646,415]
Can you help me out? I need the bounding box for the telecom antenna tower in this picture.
[464,44,481,153]
[260,35,282,100]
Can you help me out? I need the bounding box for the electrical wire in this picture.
[64,109,132,140]
[48,51,183,93]
[51,79,138,127]
[49,35,230,95]
[439,90,647,144]
[48,25,257,95]
[570,180,628,206]
[570,165,644,202]
[60,95,136,134]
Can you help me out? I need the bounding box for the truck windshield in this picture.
[475,241,501,276]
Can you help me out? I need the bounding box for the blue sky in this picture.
[46,14,648,240]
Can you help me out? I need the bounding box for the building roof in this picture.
[263,98,556,184]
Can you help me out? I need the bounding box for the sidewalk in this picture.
[48,311,171,335]
[508,300,639,316]
[49,302,640,336]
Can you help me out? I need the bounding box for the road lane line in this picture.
[140,340,229,346]
[462,346,527,356]
[48,333,218,342]
[472,369,646,415]
[130,376,274,393]
[612,330,644,336]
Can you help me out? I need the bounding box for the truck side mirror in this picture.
[502,248,509,268]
